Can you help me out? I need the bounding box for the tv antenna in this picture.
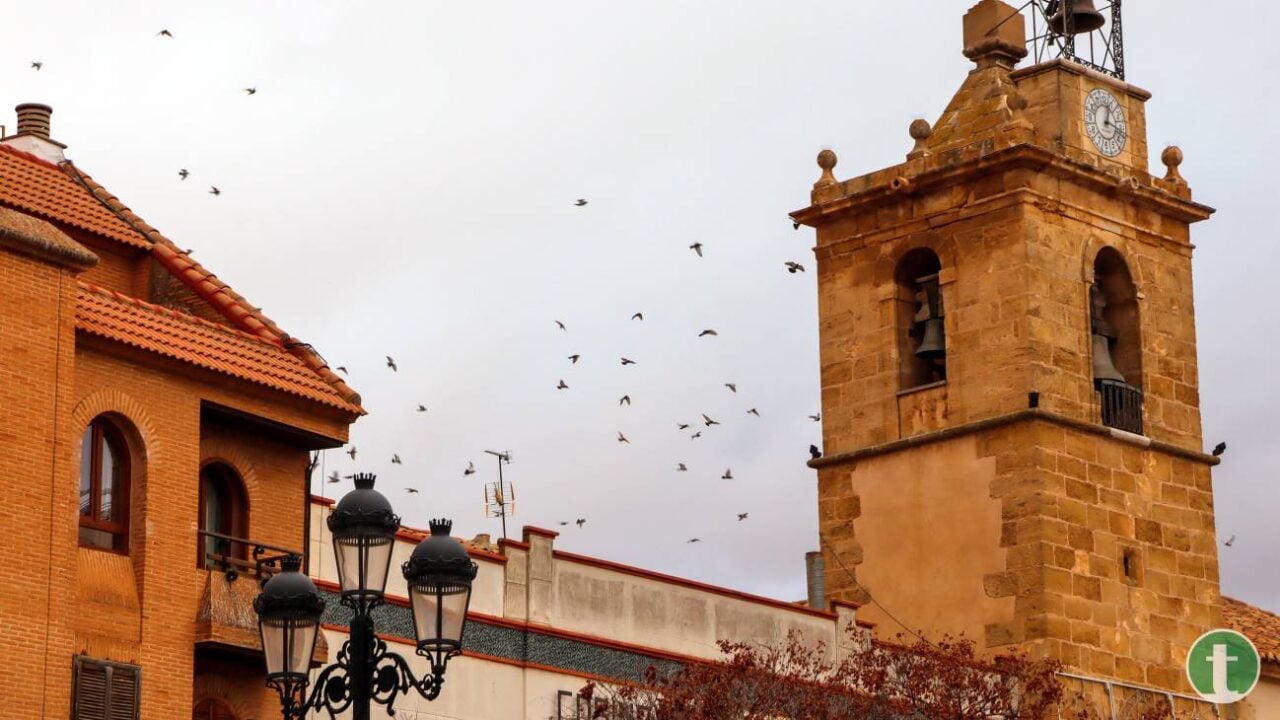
[482,450,514,539]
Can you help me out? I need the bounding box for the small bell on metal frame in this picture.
[1047,0,1106,36]
[1090,284,1125,386]
[912,280,946,361]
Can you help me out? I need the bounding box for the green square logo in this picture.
[1186,629,1261,703]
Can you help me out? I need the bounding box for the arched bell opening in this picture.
[1091,247,1144,433]
[895,248,946,389]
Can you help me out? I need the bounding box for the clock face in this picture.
[1084,88,1128,157]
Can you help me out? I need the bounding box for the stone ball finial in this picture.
[1162,145,1186,186]
[814,149,838,188]
[909,118,932,141]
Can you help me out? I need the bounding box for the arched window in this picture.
[1091,248,1144,433]
[199,463,249,568]
[193,698,239,720]
[896,248,946,389]
[79,416,131,552]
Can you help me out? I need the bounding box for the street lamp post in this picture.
[254,473,478,719]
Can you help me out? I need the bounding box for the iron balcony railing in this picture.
[1099,379,1144,435]
[197,529,300,584]
[1058,672,1221,719]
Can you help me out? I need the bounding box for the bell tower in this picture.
[796,0,1220,692]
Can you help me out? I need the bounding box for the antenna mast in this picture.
[483,450,514,539]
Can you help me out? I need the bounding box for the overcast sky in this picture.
[3,1,1276,611]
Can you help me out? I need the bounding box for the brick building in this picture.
[0,103,362,718]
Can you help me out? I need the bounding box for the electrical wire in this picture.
[818,534,938,649]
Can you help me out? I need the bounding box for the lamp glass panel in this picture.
[334,535,394,598]
[260,619,318,679]
[409,583,470,648]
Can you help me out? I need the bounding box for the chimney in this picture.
[805,551,826,610]
[2,103,67,163]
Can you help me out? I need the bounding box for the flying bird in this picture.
[30,61,42,70]
[690,431,702,440]
[416,404,427,412]
[810,444,822,460]
[327,471,341,484]
[677,423,690,431]
[747,408,760,416]
[574,199,588,207]
[568,354,580,364]
[558,521,569,526]
[621,357,636,366]
[1212,442,1227,457]
[178,169,189,180]
[725,383,737,393]
[721,468,733,480]
[785,261,806,274]
[617,431,630,444]
[336,366,348,375]
[209,186,221,196]
[157,29,173,37]
[737,513,749,521]
[464,461,476,476]
[405,487,419,494]
[687,538,701,544]
[1224,535,1236,547]
[792,222,800,230]
[702,413,719,427]
[809,413,822,422]
[689,242,703,257]
[677,463,688,472]
[699,329,718,337]
[346,446,357,460]
[631,312,644,321]
[244,87,257,95]
[555,320,566,331]
[385,356,397,371]
[575,518,586,528]
[391,454,402,465]
[619,395,631,406]
[557,379,569,390]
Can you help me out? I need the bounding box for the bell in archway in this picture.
[1047,0,1106,35]
[915,318,946,360]
[1091,334,1126,386]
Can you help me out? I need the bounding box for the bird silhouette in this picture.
[689,242,703,257]
[30,62,42,70]
[785,261,806,274]
[336,366,348,375]
[677,463,688,472]
[346,447,357,460]
[702,413,719,426]
[747,408,760,416]
[725,383,737,393]
[792,222,800,230]
[555,320,566,331]
[157,29,173,37]
[619,395,631,406]
[568,354,580,364]
[178,169,189,180]
[677,423,690,430]
[621,357,637,366]
[699,329,718,337]
[737,513,749,521]
[632,312,644,321]
[244,87,257,95]
[721,468,733,479]
[327,471,341,484]
[574,199,588,207]
[809,413,822,422]
[464,461,476,476]
[690,431,702,440]
[209,186,221,196]
[810,444,822,460]
[1212,442,1227,457]
[416,404,427,412]
[386,356,397,372]
[617,431,630,444]
[575,518,587,528]
[391,454,402,465]
[557,379,569,390]
[687,538,701,544]
[1224,535,1236,547]
[405,487,419,494]
[558,521,569,526]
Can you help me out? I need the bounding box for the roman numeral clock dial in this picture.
[1084,87,1128,158]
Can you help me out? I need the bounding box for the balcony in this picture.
[1098,380,1144,435]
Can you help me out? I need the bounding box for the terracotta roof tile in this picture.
[1222,596,1280,664]
[76,282,362,415]
[0,145,149,248]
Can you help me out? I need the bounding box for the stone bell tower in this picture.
[795,0,1221,692]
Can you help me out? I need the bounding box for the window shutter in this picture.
[73,657,140,720]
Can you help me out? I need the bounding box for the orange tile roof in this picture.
[0,145,149,248]
[1222,596,1280,664]
[77,282,362,414]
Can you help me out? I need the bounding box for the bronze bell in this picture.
[915,318,946,360]
[1091,334,1126,386]
[1047,0,1106,35]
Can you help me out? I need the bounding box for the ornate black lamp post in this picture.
[254,473,478,719]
